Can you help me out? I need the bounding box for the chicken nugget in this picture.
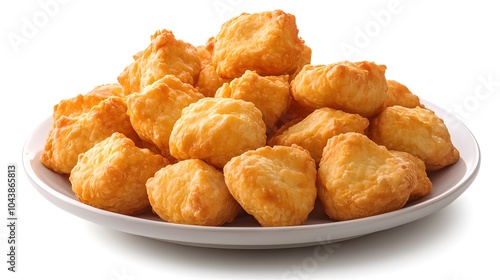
[215,70,291,133]
[70,132,169,215]
[146,159,240,226]
[213,10,305,79]
[391,150,432,202]
[40,96,141,174]
[169,97,266,168]
[117,29,201,95]
[224,145,317,227]
[126,75,204,157]
[268,107,369,165]
[385,80,423,108]
[195,64,232,97]
[318,132,416,221]
[51,84,123,122]
[291,61,388,118]
[368,106,460,171]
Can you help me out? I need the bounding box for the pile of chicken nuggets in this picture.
[40,10,459,227]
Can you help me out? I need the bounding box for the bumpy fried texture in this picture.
[368,106,460,171]
[215,70,291,133]
[146,159,240,226]
[289,44,312,82]
[169,97,266,168]
[391,150,432,202]
[318,132,416,221]
[385,80,423,108]
[70,133,169,215]
[41,97,141,174]
[52,84,123,122]
[291,61,388,118]
[196,37,215,69]
[195,64,232,97]
[268,107,369,165]
[117,29,201,95]
[126,75,204,157]
[224,145,317,226]
[212,10,305,79]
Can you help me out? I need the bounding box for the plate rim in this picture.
[22,101,481,249]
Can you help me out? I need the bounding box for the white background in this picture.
[1,0,498,279]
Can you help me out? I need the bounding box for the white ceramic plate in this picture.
[23,101,480,249]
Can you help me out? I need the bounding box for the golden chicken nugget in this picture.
[268,107,369,165]
[213,10,305,79]
[117,29,201,95]
[215,70,291,133]
[70,133,169,215]
[391,150,432,202]
[169,97,266,168]
[146,159,240,226]
[368,106,460,171]
[126,75,204,157]
[195,64,232,97]
[40,96,141,174]
[318,132,416,221]
[196,36,215,69]
[224,145,317,227]
[291,61,388,118]
[385,80,423,108]
[289,44,312,82]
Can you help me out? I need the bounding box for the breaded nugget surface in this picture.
[385,80,423,108]
[41,97,141,174]
[215,70,291,133]
[126,75,204,157]
[146,159,240,226]
[169,97,266,168]
[117,29,201,95]
[195,64,231,97]
[291,61,388,118]
[268,107,369,165]
[70,133,169,215]
[213,10,304,79]
[318,132,416,221]
[223,145,317,226]
[368,106,460,171]
[391,150,432,202]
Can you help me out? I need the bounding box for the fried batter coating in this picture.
[385,80,423,108]
[126,75,204,157]
[195,64,232,97]
[146,159,240,226]
[289,44,312,82]
[291,61,388,118]
[117,29,201,95]
[391,150,432,202]
[40,96,141,174]
[223,145,317,226]
[368,106,460,171]
[317,132,416,221]
[268,107,369,165]
[169,97,266,168]
[70,133,169,215]
[212,10,305,79]
[52,84,123,122]
[215,70,291,133]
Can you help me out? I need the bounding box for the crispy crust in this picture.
[117,29,201,95]
[70,133,169,215]
[146,159,240,226]
[368,106,460,171]
[224,145,317,226]
[169,97,267,168]
[213,10,305,79]
[318,132,416,221]
[291,61,388,118]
